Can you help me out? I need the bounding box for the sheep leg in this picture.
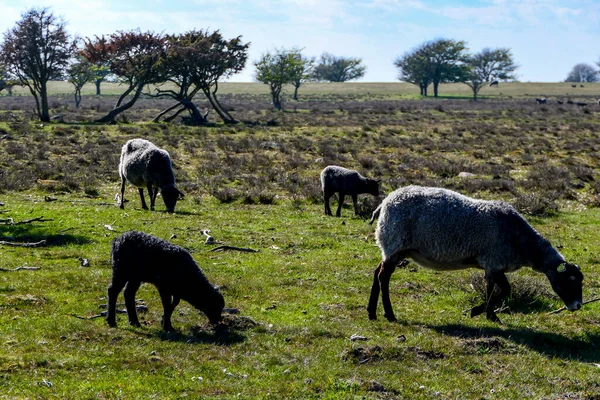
[119,177,126,209]
[147,183,156,211]
[138,188,149,210]
[158,289,176,331]
[324,191,333,216]
[352,194,359,215]
[106,278,127,327]
[336,193,345,217]
[124,280,142,327]
[367,263,382,320]
[470,271,509,323]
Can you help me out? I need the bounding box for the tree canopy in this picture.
[67,57,96,108]
[0,7,77,121]
[312,53,366,82]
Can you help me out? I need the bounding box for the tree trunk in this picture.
[153,103,182,123]
[180,98,208,125]
[419,85,424,96]
[433,81,439,98]
[7,86,13,96]
[163,106,186,123]
[75,89,82,108]
[95,83,143,123]
[293,84,299,101]
[423,85,428,97]
[95,79,101,95]
[40,84,50,122]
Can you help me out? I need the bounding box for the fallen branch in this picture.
[0,216,53,225]
[0,239,47,247]
[548,297,600,314]
[0,266,41,272]
[209,245,259,253]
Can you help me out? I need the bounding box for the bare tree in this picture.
[0,8,77,121]
[565,63,598,83]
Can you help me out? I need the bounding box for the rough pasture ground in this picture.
[0,86,600,398]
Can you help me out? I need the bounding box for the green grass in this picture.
[1,191,599,399]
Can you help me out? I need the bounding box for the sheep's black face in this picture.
[548,262,583,311]
[200,291,225,325]
[161,187,184,213]
[367,179,380,197]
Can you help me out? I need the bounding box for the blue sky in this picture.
[1,0,598,82]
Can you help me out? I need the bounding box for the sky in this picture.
[0,0,598,82]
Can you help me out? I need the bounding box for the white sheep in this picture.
[368,186,583,323]
[118,139,184,213]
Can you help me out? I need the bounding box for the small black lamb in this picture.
[119,138,184,213]
[320,165,379,217]
[368,186,583,324]
[107,231,224,331]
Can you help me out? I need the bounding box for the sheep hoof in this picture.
[129,321,141,328]
[119,204,124,210]
[486,313,502,324]
[384,314,397,322]
[470,305,485,318]
[107,318,117,327]
[368,313,377,321]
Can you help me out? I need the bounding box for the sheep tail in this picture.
[369,204,382,225]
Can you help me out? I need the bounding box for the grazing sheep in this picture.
[489,80,499,87]
[321,165,379,217]
[367,186,583,323]
[571,84,577,88]
[580,84,585,88]
[119,138,184,213]
[567,99,574,105]
[107,231,224,331]
[576,102,588,107]
[535,98,547,104]
[557,99,564,105]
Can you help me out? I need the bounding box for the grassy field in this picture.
[1,83,600,399]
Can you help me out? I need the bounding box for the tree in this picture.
[565,63,598,83]
[0,64,18,96]
[254,48,304,110]
[394,44,434,96]
[312,53,366,82]
[0,8,77,121]
[289,51,314,100]
[424,39,470,97]
[152,29,249,125]
[67,57,95,107]
[463,48,518,100]
[91,62,111,95]
[81,30,165,123]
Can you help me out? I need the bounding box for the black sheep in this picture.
[320,165,380,217]
[107,231,224,331]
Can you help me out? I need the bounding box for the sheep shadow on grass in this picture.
[429,323,600,362]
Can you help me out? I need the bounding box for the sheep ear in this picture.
[557,263,567,273]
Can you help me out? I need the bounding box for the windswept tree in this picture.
[289,50,314,100]
[254,48,305,110]
[0,8,77,121]
[152,29,249,125]
[312,53,366,82]
[463,48,518,100]
[425,39,470,97]
[394,44,433,96]
[81,30,165,123]
[67,57,95,107]
[565,63,598,83]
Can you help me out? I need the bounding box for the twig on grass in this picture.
[0,266,41,272]
[0,216,53,225]
[0,240,47,247]
[209,245,259,253]
[547,297,600,314]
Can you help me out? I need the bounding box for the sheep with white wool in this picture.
[368,186,583,323]
[119,138,184,213]
[320,165,379,217]
[107,231,224,331]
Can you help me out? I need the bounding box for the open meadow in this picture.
[1,82,600,399]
